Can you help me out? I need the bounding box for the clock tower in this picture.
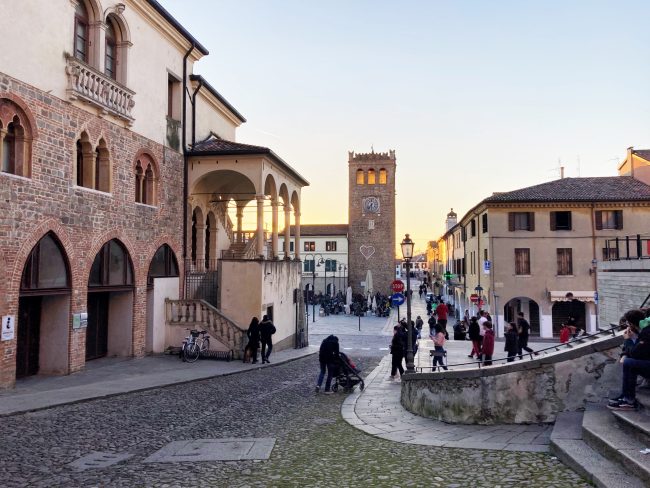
[348,149,396,295]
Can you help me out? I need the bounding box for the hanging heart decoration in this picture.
[360,245,375,260]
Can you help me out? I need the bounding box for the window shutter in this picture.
[616,210,624,230]
[595,211,603,230]
[508,212,515,231]
[528,212,535,231]
[567,212,572,230]
[550,212,557,231]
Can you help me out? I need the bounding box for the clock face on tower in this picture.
[363,196,380,213]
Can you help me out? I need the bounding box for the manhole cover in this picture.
[68,451,133,470]
[144,438,275,463]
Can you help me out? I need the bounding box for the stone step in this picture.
[550,438,646,488]
[550,412,646,488]
[582,407,650,486]
[612,407,650,445]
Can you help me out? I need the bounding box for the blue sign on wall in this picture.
[391,293,405,307]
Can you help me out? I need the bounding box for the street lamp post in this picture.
[304,253,323,324]
[475,284,484,316]
[401,234,415,373]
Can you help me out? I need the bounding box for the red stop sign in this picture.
[392,280,405,293]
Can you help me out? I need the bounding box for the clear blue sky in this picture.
[163,0,650,253]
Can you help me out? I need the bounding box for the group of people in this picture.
[244,315,276,364]
[389,319,419,380]
[607,307,650,411]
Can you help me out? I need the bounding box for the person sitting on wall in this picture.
[608,309,650,411]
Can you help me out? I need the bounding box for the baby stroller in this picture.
[332,352,365,393]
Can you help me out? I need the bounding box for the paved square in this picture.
[68,451,133,470]
[144,438,276,463]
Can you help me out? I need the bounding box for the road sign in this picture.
[470,294,479,303]
[594,291,599,304]
[443,271,453,280]
[483,260,491,274]
[391,293,405,307]
[391,280,405,293]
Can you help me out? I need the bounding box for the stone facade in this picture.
[0,73,183,388]
[348,150,396,295]
[598,258,650,327]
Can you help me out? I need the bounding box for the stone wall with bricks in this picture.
[348,150,396,295]
[598,259,650,327]
[0,73,184,388]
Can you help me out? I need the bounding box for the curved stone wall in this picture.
[401,335,623,425]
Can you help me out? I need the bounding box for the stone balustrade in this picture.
[165,299,246,357]
[65,55,135,124]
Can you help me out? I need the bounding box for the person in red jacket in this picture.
[482,322,495,366]
[435,301,449,339]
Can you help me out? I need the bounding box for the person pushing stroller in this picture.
[316,335,339,394]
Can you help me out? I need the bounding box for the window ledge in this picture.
[73,185,112,197]
[0,171,31,182]
[135,202,157,209]
[514,274,532,277]
[556,275,575,278]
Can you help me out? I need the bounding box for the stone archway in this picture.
[504,297,540,336]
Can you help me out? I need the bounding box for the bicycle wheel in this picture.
[185,342,200,363]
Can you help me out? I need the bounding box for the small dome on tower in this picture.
[447,208,457,218]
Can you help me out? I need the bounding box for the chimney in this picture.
[560,166,565,179]
[628,146,634,177]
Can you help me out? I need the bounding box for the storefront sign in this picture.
[73,312,88,329]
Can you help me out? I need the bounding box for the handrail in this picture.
[414,323,622,373]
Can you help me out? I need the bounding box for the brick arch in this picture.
[144,235,182,272]
[132,148,159,175]
[0,92,39,139]
[85,230,139,285]
[9,220,76,298]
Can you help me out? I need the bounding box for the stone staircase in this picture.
[165,299,246,358]
[551,393,650,488]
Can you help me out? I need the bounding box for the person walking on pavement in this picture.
[316,334,339,394]
[504,322,519,363]
[430,323,448,371]
[517,311,537,359]
[246,317,261,364]
[468,316,482,359]
[428,314,436,336]
[436,301,449,339]
[482,322,495,366]
[415,316,424,336]
[260,315,276,363]
[390,325,405,381]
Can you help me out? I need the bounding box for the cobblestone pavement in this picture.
[0,355,588,487]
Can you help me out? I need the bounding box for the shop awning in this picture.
[550,291,596,303]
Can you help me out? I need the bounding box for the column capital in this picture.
[256,194,266,203]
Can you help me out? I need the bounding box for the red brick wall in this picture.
[0,73,184,388]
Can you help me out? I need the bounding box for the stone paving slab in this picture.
[143,438,276,463]
[341,354,554,452]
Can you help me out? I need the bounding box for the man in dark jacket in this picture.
[608,309,650,411]
[259,315,276,364]
[246,317,261,364]
[516,312,536,359]
[316,335,339,394]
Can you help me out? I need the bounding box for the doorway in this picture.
[16,296,42,379]
[86,292,109,360]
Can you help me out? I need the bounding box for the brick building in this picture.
[347,150,396,295]
[0,0,307,388]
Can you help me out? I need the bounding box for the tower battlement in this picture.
[348,149,396,163]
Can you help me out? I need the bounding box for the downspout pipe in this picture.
[182,43,195,262]
[191,76,204,148]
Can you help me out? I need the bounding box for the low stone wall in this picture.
[598,259,650,327]
[402,335,623,425]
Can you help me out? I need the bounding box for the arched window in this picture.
[0,99,33,178]
[95,138,110,192]
[356,169,365,185]
[379,168,387,184]
[134,153,157,205]
[147,244,179,287]
[75,134,110,192]
[367,168,376,185]
[105,20,117,79]
[89,239,133,288]
[74,2,90,62]
[21,233,70,292]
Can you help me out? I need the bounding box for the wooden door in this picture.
[86,292,109,360]
[16,296,42,378]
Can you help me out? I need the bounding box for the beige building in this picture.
[431,176,650,339]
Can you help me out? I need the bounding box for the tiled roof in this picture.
[191,138,270,154]
[633,149,650,161]
[283,224,349,236]
[483,177,650,203]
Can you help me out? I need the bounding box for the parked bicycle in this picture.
[180,329,210,363]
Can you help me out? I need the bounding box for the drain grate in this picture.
[144,438,276,463]
[68,451,133,470]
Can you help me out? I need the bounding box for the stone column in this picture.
[195,222,206,271]
[236,205,244,243]
[271,199,279,259]
[0,128,6,172]
[294,211,301,261]
[284,206,291,259]
[256,195,265,257]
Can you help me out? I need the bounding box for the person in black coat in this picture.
[316,335,339,393]
[468,317,482,359]
[390,325,405,380]
[246,317,261,363]
[504,322,519,363]
[259,315,276,363]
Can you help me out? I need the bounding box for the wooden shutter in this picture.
[508,212,515,231]
[550,211,557,231]
[567,211,572,230]
[616,210,624,230]
[595,211,603,230]
[528,212,535,231]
